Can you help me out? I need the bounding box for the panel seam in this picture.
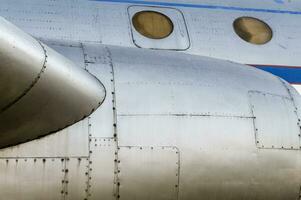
[104,46,120,199]
[0,41,48,113]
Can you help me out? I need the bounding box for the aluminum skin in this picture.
[0,0,300,199]
[0,17,106,148]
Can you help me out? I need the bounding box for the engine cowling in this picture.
[0,17,106,148]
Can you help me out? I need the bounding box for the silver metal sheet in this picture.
[118,146,179,200]
[0,119,89,158]
[109,46,288,117]
[0,17,45,111]
[117,115,255,149]
[0,158,64,200]
[2,0,301,67]
[66,158,89,200]
[0,18,106,148]
[249,91,301,149]
[48,43,85,69]
[89,138,116,200]
[82,44,115,138]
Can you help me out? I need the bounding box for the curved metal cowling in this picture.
[0,17,106,148]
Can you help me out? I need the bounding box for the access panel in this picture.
[249,91,301,150]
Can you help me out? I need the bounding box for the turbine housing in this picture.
[0,17,106,148]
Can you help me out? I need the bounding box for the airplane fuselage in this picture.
[0,1,301,200]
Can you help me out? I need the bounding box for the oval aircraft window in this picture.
[132,11,174,39]
[233,17,273,45]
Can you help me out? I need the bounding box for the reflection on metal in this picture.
[0,42,301,199]
[117,146,180,200]
[0,17,106,148]
[132,11,174,39]
[233,17,273,45]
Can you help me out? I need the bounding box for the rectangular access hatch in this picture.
[249,91,301,150]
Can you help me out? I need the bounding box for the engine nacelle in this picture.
[0,17,106,148]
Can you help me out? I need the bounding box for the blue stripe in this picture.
[91,0,301,15]
[254,66,301,84]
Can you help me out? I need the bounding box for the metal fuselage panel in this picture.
[0,0,301,199]
[0,42,300,200]
[0,0,301,86]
